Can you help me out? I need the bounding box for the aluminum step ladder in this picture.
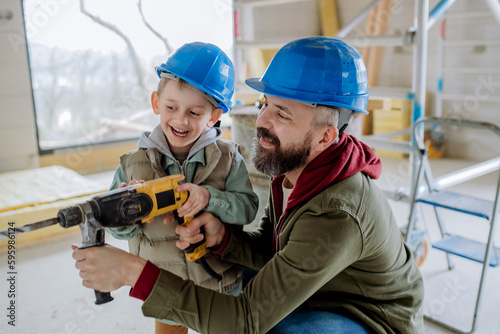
[405,117,500,334]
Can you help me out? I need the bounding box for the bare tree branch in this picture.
[79,0,147,97]
[137,0,174,56]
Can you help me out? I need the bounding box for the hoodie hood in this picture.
[137,124,223,160]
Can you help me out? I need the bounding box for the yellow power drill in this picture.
[0,174,221,304]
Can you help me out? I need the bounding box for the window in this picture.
[23,0,233,152]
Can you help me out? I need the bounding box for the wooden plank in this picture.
[0,166,106,213]
[361,6,378,135]
[367,98,392,110]
[361,6,378,61]
[0,166,109,249]
[362,0,393,135]
[372,99,411,158]
[366,0,393,85]
[318,0,339,36]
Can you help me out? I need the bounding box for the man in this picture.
[73,37,424,334]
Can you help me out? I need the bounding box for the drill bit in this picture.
[0,217,59,240]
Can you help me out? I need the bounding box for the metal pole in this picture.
[360,137,412,154]
[427,0,457,29]
[413,0,429,134]
[340,34,411,47]
[432,158,500,191]
[409,0,429,225]
[335,0,383,38]
[435,19,445,117]
[484,0,500,25]
[417,157,500,194]
[472,173,500,333]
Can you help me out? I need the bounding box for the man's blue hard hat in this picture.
[245,37,369,114]
[156,42,235,113]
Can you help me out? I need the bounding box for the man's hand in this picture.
[72,244,147,292]
[176,183,210,218]
[169,212,226,250]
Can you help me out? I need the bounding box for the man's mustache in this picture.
[256,127,280,146]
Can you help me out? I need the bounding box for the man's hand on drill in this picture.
[72,244,147,292]
[167,212,226,251]
[71,213,226,293]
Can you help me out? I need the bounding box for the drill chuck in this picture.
[58,205,83,228]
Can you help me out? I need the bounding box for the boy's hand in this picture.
[118,179,144,188]
[176,183,210,218]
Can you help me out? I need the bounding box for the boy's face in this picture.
[152,79,222,153]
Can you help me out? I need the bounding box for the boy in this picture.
[106,42,259,334]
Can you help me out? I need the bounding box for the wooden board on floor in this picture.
[0,166,108,248]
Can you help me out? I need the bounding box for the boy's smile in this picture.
[170,125,189,138]
[151,79,222,154]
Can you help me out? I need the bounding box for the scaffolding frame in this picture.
[354,0,500,199]
[406,117,500,334]
[335,1,500,333]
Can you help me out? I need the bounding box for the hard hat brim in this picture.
[245,78,369,115]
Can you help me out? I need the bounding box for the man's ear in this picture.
[314,126,338,152]
[207,108,223,127]
[151,91,160,115]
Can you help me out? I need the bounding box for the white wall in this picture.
[0,0,38,173]
[435,0,500,160]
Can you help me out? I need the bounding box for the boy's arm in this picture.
[204,152,259,225]
[104,165,141,240]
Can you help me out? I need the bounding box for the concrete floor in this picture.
[1,156,499,334]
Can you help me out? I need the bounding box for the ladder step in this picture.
[432,235,500,267]
[418,191,494,219]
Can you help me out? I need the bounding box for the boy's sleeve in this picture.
[104,165,141,240]
[204,152,259,225]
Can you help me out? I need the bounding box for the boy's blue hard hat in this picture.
[245,37,369,114]
[156,42,235,113]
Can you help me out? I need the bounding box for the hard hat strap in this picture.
[297,101,318,108]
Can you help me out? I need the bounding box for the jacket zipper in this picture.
[271,186,287,254]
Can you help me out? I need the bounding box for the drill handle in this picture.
[173,211,206,261]
[173,211,222,282]
[78,235,115,304]
[77,202,114,305]
[95,290,114,305]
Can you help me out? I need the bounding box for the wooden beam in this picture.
[367,98,392,110]
[362,0,393,135]
[318,0,339,36]
[367,0,393,86]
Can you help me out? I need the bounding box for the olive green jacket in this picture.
[140,172,424,334]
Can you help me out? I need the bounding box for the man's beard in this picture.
[251,127,312,178]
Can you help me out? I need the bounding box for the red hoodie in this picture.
[271,133,382,252]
